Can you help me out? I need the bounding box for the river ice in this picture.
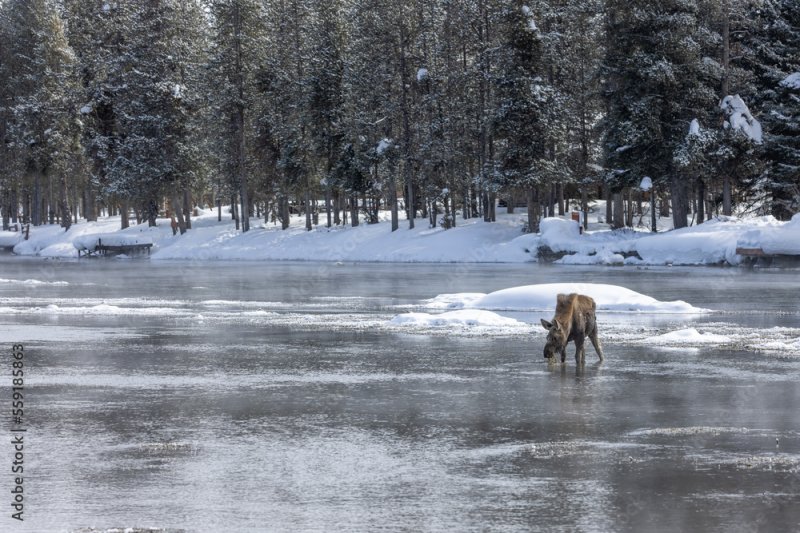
[1,258,799,532]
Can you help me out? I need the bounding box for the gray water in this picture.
[1,257,799,532]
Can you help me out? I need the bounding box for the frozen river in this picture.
[1,256,799,532]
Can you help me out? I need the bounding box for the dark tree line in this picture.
[0,0,797,235]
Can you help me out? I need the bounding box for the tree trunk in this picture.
[581,187,589,230]
[2,189,10,230]
[399,13,414,230]
[333,189,341,225]
[84,182,96,222]
[612,191,624,229]
[722,176,732,216]
[325,183,332,228]
[557,183,565,216]
[670,175,689,229]
[527,187,540,233]
[183,188,192,229]
[32,174,41,226]
[389,175,398,231]
[650,189,657,233]
[147,199,158,227]
[120,199,129,230]
[305,188,312,231]
[626,188,634,227]
[48,176,56,225]
[281,196,290,229]
[232,194,240,230]
[697,179,705,224]
[507,191,515,214]
[233,1,249,233]
[171,193,187,234]
[350,194,359,227]
[11,188,18,224]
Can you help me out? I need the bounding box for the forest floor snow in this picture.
[3,205,799,266]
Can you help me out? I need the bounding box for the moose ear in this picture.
[540,319,553,330]
[553,319,562,331]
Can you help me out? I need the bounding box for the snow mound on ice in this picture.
[390,309,523,328]
[646,328,730,344]
[426,283,706,313]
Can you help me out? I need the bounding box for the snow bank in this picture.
[646,328,731,345]
[539,217,639,262]
[427,283,707,313]
[539,217,581,252]
[5,205,798,267]
[556,250,625,266]
[636,218,743,265]
[635,216,793,265]
[390,309,523,328]
[0,231,23,248]
[736,213,800,255]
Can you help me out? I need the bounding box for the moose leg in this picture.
[589,325,604,362]
[560,348,567,364]
[574,335,586,365]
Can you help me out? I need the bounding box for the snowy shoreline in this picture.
[1,207,799,266]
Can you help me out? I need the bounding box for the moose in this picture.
[540,293,604,364]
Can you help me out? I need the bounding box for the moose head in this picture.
[541,318,568,359]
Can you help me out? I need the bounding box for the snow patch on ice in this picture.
[0,278,68,286]
[628,426,751,437]
[645,328,731,344]
[390,309,524,328]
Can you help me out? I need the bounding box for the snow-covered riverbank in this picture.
[1,206,798,266]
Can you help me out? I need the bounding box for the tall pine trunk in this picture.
[120,199,129,230]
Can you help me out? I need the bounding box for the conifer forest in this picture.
[1,0,798,235]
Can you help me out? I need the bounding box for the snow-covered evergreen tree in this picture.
[3,0,83,228]
[208,0,267,233]
[603,0,718,229]
[492,2,549,232]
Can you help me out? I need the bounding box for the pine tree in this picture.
[208,0,267,233]
[603,0,718,229]
[746,0,800,219]
[4,0,83,228]
[493,1,549,232]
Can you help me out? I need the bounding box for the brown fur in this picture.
[540,293,604,364]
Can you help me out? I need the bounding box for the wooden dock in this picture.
[736,247,800,267]
[78,238,153,258]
